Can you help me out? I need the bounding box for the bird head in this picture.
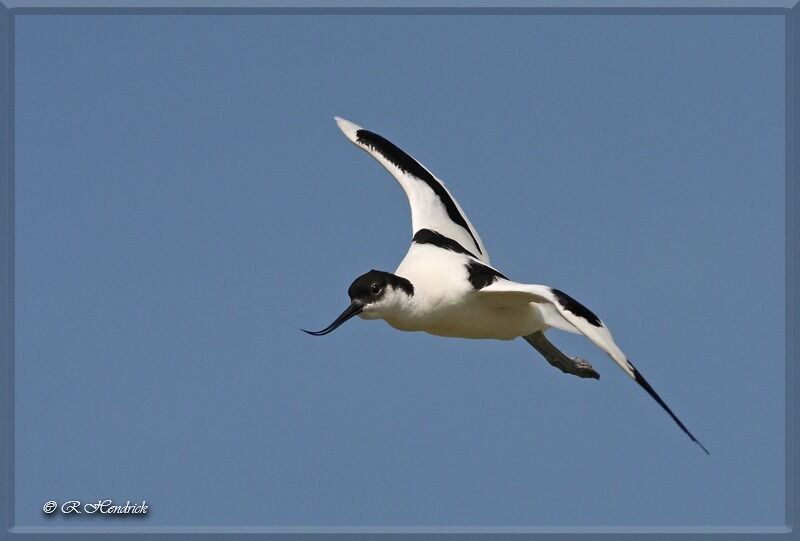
[302,270,414,336]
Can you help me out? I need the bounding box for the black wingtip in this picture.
[630,362,710,455]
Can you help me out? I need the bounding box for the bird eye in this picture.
[370,283,382,295]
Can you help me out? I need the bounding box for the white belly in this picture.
[385,292,546,340]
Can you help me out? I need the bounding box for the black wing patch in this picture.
[466,260,507,290]
[355,128,483,255]
[631,363,710,455]
[551,288,602,327]
[412,229,478,259]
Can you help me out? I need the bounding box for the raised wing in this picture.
[335,117,489,263]
[478,279,709,454]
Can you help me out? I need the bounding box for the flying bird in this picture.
[304,117,708,454]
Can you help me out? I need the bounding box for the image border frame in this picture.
[0,1,795,537]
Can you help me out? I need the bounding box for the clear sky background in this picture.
[13,13,784,528]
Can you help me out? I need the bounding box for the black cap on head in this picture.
[348,270,414,302]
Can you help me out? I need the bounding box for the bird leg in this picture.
[522,331,599,380]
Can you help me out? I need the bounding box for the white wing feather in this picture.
[477,280,635,378]
[538,303,581,334]
[335,117,490,263]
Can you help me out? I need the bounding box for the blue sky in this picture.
[13,13,784,527]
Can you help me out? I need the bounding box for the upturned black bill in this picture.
[302,301,364,336]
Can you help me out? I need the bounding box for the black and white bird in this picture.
[305,117,708,454]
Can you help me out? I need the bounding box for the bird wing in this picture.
[478,280,632,375]
[477,279,709,454]
[335,117,490,263]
